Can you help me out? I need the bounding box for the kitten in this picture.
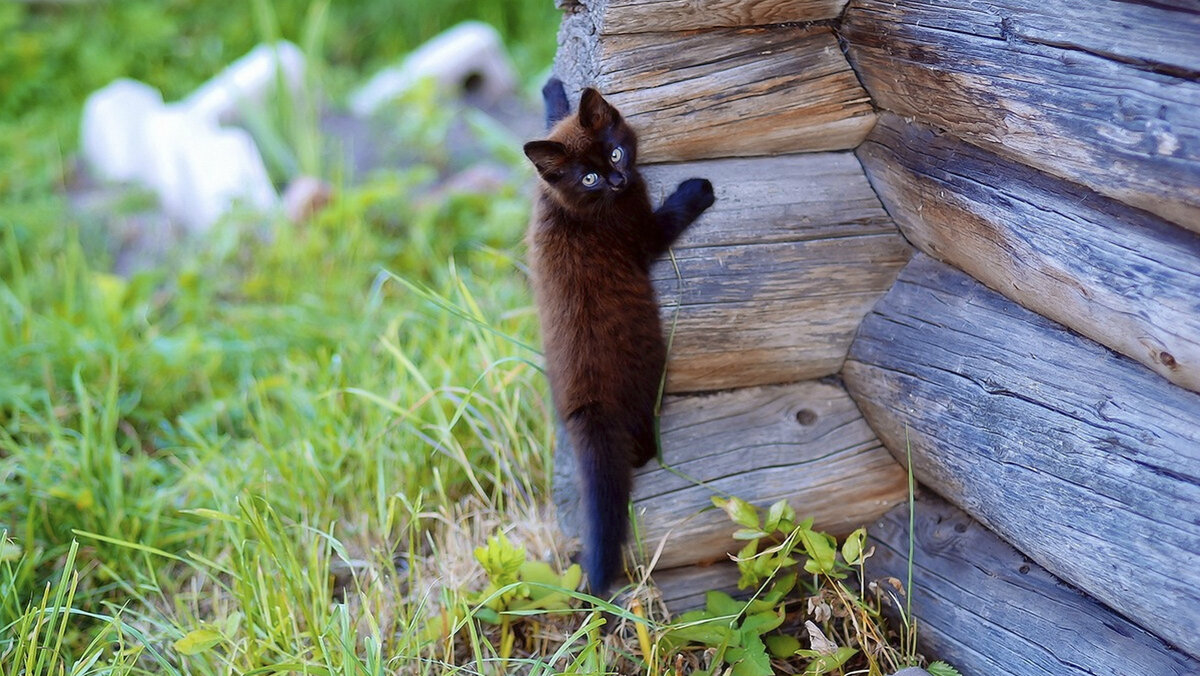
[524,79,715,592]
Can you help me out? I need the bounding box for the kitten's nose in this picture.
[609,173,626,190]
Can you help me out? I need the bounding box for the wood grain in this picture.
[841,0,1200,231]
[844,254,1200,658]
[585,0,848,34]
[642,154,910,392]
[858,113,1200,393]
[868,494,1200,675]
[556,20,876,162]
[554,381,909,572]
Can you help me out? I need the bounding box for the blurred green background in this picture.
[0,0,559,201]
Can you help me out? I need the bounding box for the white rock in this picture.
[184,41,306,125]
[350,21,515,116]
[143,106,277,233]
[80,79,164,182]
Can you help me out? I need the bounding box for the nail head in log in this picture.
[554,381,909,572]
[841,0,1200,231]
[858,113,1200,393]
[555,19,876,162]
[868,494,1200,675]
[844,254,1200,658]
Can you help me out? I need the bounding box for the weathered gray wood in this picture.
[858,113,1200,393]
[577,0,847,35]
[844,254,1200,658]
[868,494,1200,675]
[554,381,909,572]
[652,561,741,613]
[556,19,876,162]
[841,0,1200,231]
[643,154,910,392]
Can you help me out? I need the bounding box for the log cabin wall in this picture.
[550,0,913,595]
[838,0,1200,671]
[549,0,1200,670]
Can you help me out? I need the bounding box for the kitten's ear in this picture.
[578,88,620,131]
[523,140,568,181]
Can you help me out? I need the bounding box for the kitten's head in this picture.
[524,88,639,208]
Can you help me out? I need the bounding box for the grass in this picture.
[0,2,939,674]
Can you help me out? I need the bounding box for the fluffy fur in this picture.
[523,80,715,592]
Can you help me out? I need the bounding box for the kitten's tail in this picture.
[566,405,633,594]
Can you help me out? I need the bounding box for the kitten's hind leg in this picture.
[650,178,715,256]
[543,77,571,130]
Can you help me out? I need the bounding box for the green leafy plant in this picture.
[652,496,947,676]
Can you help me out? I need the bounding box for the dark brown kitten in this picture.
[523,80,715,592]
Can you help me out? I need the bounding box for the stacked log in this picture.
[550,0,912,588]
[868,494,1200,675]
[841,0,1200,231]
[844,254,1200,657]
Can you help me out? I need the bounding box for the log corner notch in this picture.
[844,254,1200,659]
[555,0,876,163]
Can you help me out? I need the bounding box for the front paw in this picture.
[676,178,715,213]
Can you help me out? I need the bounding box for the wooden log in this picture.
[554,381,909,572]
[572,0,848,35]
[868,494,1200,675]
[555,18,876,162]
[843,254,1200,658]
[858,113,1200,393]
[642,154,910,392]
[841,0,1200,231]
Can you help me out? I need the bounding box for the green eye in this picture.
[582,172,599,186]
[610,147,623,163]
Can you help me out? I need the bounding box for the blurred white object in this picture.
[350,21,516,116]
[81,79,164,182]
[142,106,278,233]
[184,41,306,124]
[80,43,302,233]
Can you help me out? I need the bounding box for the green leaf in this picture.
[705,590,743,618]
[474,607,502,625]
[174,629,222,655]
[765,634,801,658]
[665,612,734,647]
[801,647,858,675]
[764,500,785,533]
[728,635,773,676]
[740,608,784,636]
[799,529,838,575]
[733,528,770,540]
[842,527,867,566]
[714,496,760,530]
[928,661,964,676]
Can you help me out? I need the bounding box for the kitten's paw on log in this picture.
[676,178,715,212]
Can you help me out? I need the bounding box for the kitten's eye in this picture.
[582,172,599,187]
[610,147,624,163]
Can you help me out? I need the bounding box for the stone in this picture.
[282,175,332,223]
[80,79,164,182]
[183,41,306,125]
[350,21,516,116]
